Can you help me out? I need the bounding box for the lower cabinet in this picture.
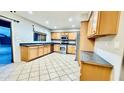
[28,46,38,60]
[44,45,48,55]
[54,44,60,52]
[38,46,44,56]
[44,45,51,54]
[21,44,51,62]
[67,45,76,54]
[80,62,112,81]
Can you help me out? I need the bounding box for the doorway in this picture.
[0,19,13,64]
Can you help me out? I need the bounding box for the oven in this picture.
[60,44,67,54]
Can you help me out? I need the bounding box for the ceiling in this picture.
[15,11,90,30]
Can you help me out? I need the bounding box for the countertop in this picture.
[80,51,113,68]
[20,42,76,47]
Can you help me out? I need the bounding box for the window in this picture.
[34,32,46,41]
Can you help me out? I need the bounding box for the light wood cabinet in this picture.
[28,46,38,60]
[80,22,95,51]
[51,32,77,40]
[87,11,120,38]
[54,44,60,52]
[51,32,61,39]
[67,45,76,54]
[80,62,112,81]
[61,32,68,36]
[43,45,48,55]
[38,46,44,56]
[47,45,51,53]
[21,44,51,62]
[68,32,77,40]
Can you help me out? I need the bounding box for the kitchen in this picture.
[0,11,124,81]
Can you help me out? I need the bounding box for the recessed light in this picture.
[69,18,72,22]
[45,21,49,24]
[72,25,75,28]
[54,26,57,29]
[28,11,33,14]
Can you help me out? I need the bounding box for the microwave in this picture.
[61,36,68,40]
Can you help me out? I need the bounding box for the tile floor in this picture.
[0,53,80,81]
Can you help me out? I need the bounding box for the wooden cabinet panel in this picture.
[67,45,76,54]
[61,32,68,36]
[80,62,112,81]
[21,44,52,62]
[47,45,51,53]
[80,22,95,51]
[87,11,120,38]
[51,32,61,39]
[44,45,48,55]
[28,46,38,60]
[98,11,120,35]
[51,32,55,39]
[38,46,44,56]
[54,44,60,52]
[68,32,77,40]
[21,47,28,61]
[51,32,77,40]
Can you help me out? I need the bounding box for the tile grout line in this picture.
[45,59,51,81]
[27,63,33,81]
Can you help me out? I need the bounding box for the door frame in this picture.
[0,18,14,63]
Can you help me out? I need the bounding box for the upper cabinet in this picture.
[68,32,77,40]
[51,32,61,39]
[87,11,120,38]
[51,32,77,40]
[61,32,69,36]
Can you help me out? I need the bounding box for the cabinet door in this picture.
[51,32,55,39]
[87,12,99,37]
[54,44,60,52]
[43,46,48,55]
[64,32,69,36]
[47,45,51,53]
[71,46,76,54]
[92,11,99,35]
[38,46,44,56]
[67,45,72,54]
[68,45,76,54]
[61,32,65,36]
[61,32,68,36]
[56,33,61,39]
[68,32,76,40]
[87,16,93,37]
[99,11,120,35]
[52,32,61,39]
[28,46,38,60]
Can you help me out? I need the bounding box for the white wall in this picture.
[94,12,124,80]
[0,12,51,62]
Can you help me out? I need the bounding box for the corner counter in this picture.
[80,51,113,81]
